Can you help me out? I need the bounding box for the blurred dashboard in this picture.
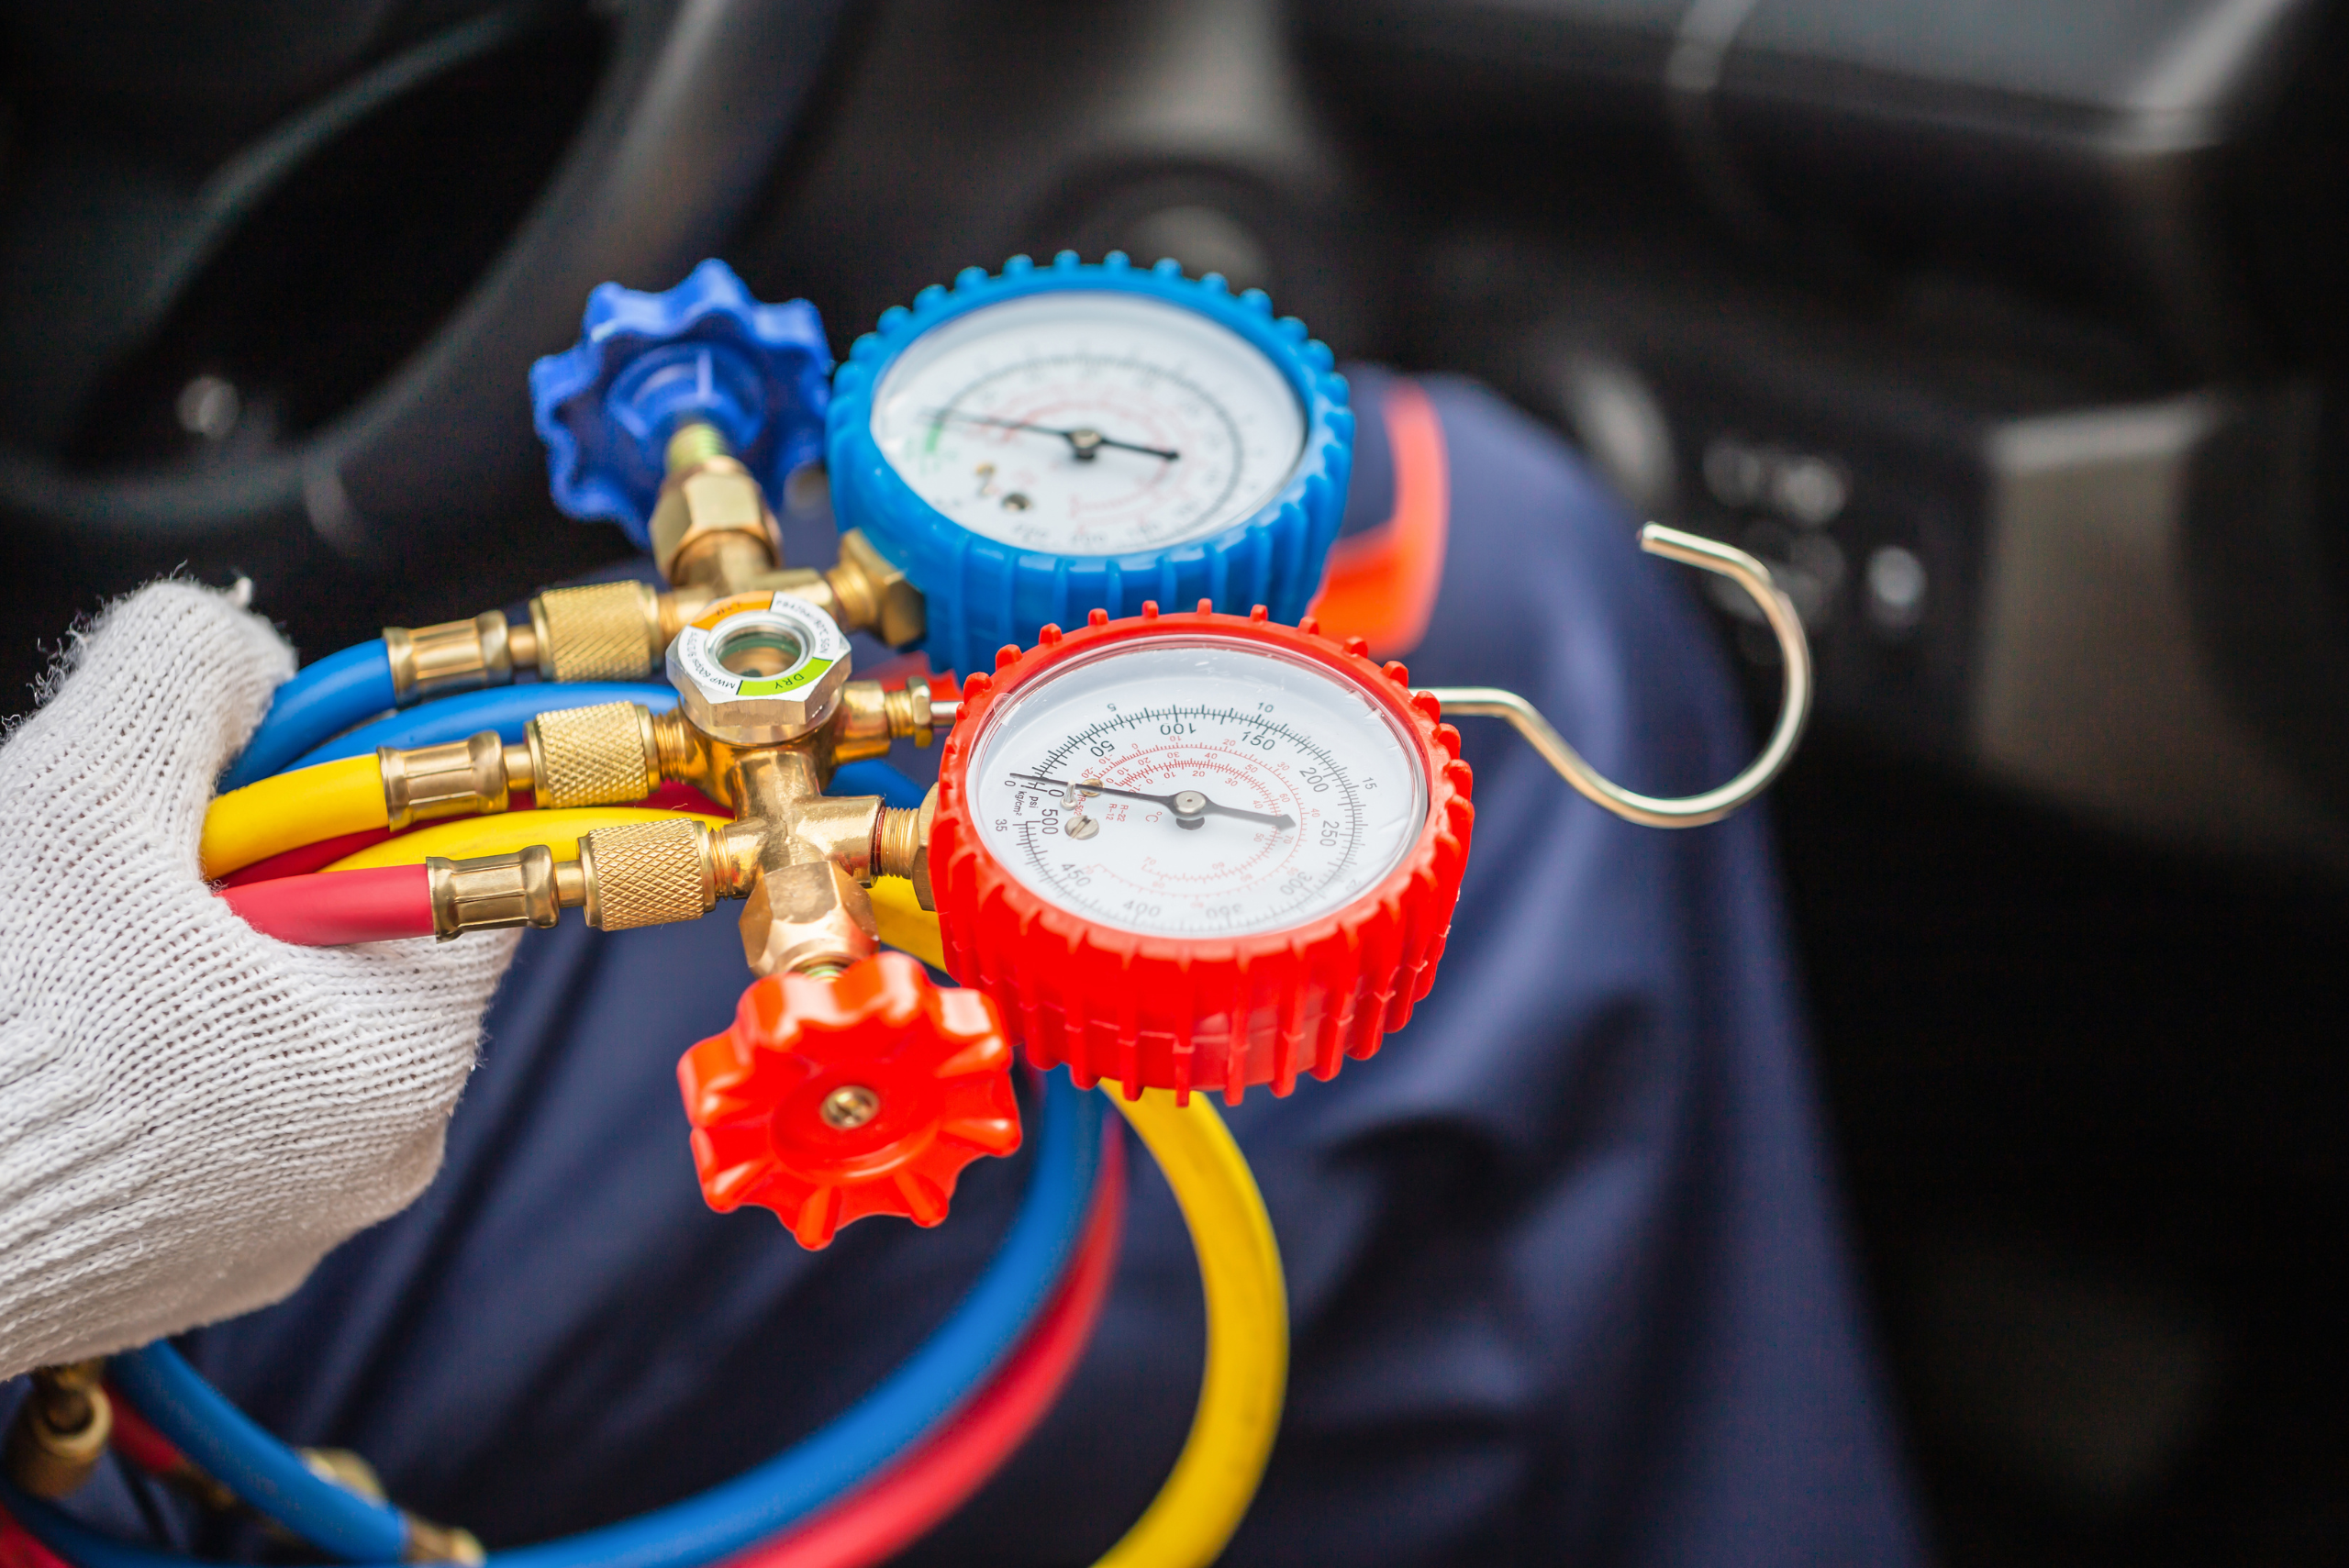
[1290,0,2349,862]
[4,0,2345,867]
[733,0,2349,863]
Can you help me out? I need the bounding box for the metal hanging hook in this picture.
[1425,523,1812,828]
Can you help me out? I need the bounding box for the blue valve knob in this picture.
[529,259,832,547]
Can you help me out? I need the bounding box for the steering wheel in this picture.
[0,0,847,559]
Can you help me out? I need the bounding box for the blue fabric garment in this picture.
[157,372,1920,1566]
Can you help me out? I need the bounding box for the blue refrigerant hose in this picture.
[5,1077,1104,1568]
[286,684,681,770]
[108,1348,406,1559]
[219,640,397,791]
[272,674,930,808]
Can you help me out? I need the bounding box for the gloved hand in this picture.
[0,583,518,1379]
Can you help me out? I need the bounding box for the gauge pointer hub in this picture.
[1009,773,1296,830]
[927,409,1180,463]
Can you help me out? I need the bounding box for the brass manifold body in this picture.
[384,681,938,978]
[363,419,942,980]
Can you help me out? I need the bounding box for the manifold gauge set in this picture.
[3,253,1811,1568]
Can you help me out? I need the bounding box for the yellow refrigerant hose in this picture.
[199,755,384,878]
[322,807,730,870]
[216,781,1293,1567]
[1092,1084,1288,1568]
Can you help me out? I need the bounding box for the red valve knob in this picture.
[678,952,1022,1249]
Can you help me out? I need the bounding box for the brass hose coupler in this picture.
[428,845,562,938]
[294,1449,484,1565]
[382,732,530,831]
[384,611,520,704]
[425,824,726,938]
[6,1361,112,1498]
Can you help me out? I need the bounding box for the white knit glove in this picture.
[0,583,518,1379]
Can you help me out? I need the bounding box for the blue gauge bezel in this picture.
[826,251,1353,679]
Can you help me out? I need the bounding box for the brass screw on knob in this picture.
[820,1085,881,1129]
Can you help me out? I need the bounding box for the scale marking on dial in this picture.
[970,639,1427,939]
[872,293,1306,557]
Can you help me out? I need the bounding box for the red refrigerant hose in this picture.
[216,828,395,890]
[219,866,436,945]
[719,1128,1128,1568]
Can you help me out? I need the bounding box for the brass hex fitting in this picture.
[382,732,524,831]
[384,611,518,703]
[526,701,661,809]
[740,860,877,977]
[827,529,925,647]
[428,846,562,938]
[885,679,935,747]
[530,581,666,683]
[580,818,720,930]
[650,453,780,590]
[6,1361,112,1498]
[823,678,940,765]
[779,791,885,883]
[907,784,934,906]
[826,681,893,764]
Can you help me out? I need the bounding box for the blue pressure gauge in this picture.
[827,252,1353,679]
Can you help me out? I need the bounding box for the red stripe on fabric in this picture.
[1308,379,1450,659]
[716,1127,1129,1568]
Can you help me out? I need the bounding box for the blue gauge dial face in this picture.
[870,293,1307,556]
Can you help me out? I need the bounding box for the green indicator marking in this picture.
[739,656,837,696]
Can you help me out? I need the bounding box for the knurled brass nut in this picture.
[530,580,664,684]
[527,700,661,809]
[666,593,852,744]
[579,818,718,931]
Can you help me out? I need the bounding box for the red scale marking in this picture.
[1086,742,1309,907]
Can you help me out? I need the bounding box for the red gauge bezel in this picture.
[931,602,1475,1104]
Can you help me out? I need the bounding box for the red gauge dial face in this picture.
[966,635,1429,939]
[931,607,1475,1104]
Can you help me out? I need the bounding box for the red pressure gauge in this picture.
[930,603,1475,1104]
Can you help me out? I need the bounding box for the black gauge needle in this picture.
[926,409,1179,462]
[1009,773,1296,831]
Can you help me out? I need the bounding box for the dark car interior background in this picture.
[5,1,2345,1562]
